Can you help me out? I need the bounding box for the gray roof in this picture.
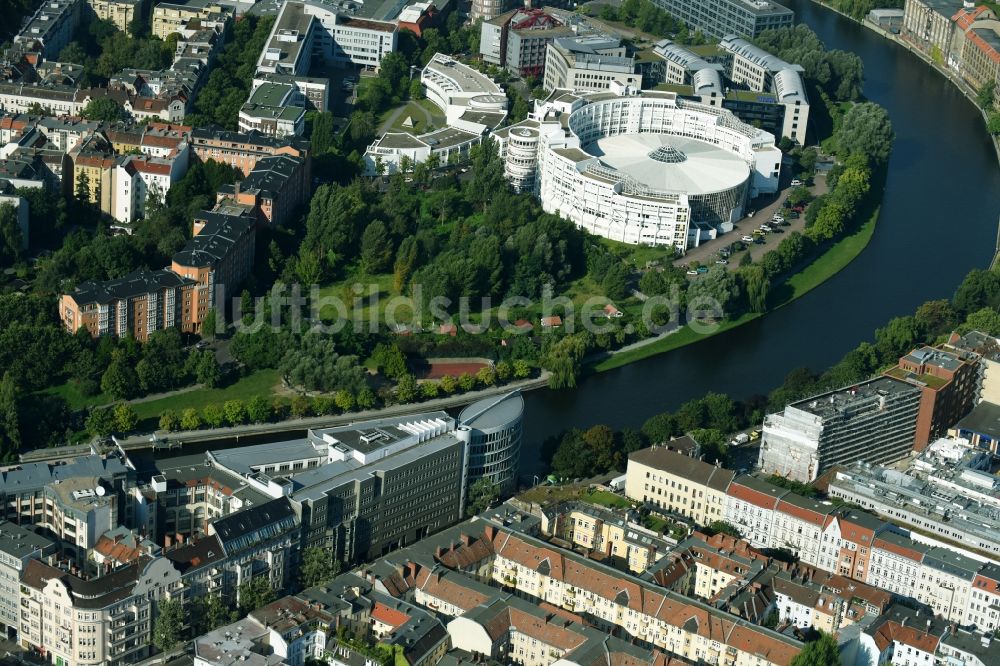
[65,269,194,307]
[954,401,1000,438]
[0,520,57,560]
[210,497,297,554]
[0,455,128,495]
[172,210,254,268]
[459,391,523,431]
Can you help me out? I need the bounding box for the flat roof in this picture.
[790,376,920,418]
[459,392,523,430]
[954,400,1000,438]
[584,134,748,195]
[424,53,503,96]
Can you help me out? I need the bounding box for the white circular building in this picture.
[496,87,781,253]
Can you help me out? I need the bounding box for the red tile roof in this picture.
[371,602,410,629]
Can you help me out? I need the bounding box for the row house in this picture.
[723,475,788,550]
[772,566,891,635]
[111,144,190,225]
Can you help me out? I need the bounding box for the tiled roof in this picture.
[371,601,411,629]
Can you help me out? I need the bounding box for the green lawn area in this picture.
[599,238,677,270]
[385,99,446,135]
[594,207,879,372]
[643,514,670,533]
[132,369,281,424]
[581,489,634,509]
[770,208,879,308]
[40,381,111,411]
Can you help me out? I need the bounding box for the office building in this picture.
[650,0,794,40]
[718,35,810,144]
[480,8,576,77]
[947,329,1000,403]
[470,0,516,23]
[884,345,981,450]
[952,400,1000,453]
[152,1,233,40]
[457,391,524,493]
[238,82,307,137]
[759,376,922,482]
[543,36,641,93]
[495,86,781,253]
[364,54,507,174]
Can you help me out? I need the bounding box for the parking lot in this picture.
[676,173,829,272]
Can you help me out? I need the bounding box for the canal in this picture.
[518,0,1000,476]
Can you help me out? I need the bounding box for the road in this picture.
[676,173,829,271]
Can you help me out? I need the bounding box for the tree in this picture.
[0,204,24,268]
[742,265,770,313]
[159,410,180,432]
[396,373,418,403]
[299,546,342,588]
[101,356,140,400]
[113,402,139,433]
[978,80,996,109]
[81,96,123,121]
[195,351,221,388]
[334,390,356,412]
[190,594,235,635]
[790,632,840,666]
[201,308,217,339]
[247,395,273,423]
[310,111,336,155]
[372,343,408,379]
[238,576,276,613]
[152,599,184,653]
[466,477,501,516]
[223,399,246,426]
[291,394,312,418]
[180,408,202,431]
[989,113,1000,136]
[836,102,894,165]
[203,403,225,428]
[0,372,22,459]
[706,521,742,538]
[360,220,393,273]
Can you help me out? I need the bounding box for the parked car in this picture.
[741,235,754,242]
[771,227,784,233]
[716,259,729,265]
[754,237,766,244]
[772,215,785,224]
[686,269,699,275]
[696,266,710,274]
[759,224,772,232]
[790,179,803,186]
[787,212,799,220]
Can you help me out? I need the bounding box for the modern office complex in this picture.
[480,8,577,77]
[650,0,794,39]
[759,376,923,482]
[364,54,507,174]
[653,38,810,144]
[458,391,524,493]
[543,35,642,92]
[494,85,781,253]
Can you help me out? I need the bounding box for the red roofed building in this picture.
[952,6,1000,90]
[397,2,439,37]
[724,474,788,549]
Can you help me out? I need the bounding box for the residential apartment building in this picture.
[87,0,146,34]
[947,329,1000,404]
[0,523,56,636]
[649,0,794,40]
[771,565,891,635]
[59,269,196,340]
[111,146,191,224]
[625,446,734,525]
[902,0,967,65]
[723,474,788,550]
[966,563,1000,631]
[867,530,929,599]
[917,547,978,624]
[759,376,923,483]
[470,0,517,23]
[170,208,256,330]
[541,501,673,574]
[846,604,947,666]
[13,0,83,60]
[885,345,981,450]
[189,126,311,176]
[152,0,233,40]
[543,36,641,92]
[215,153,308,227]
[951,5,1000,90]
[19,556,182,666]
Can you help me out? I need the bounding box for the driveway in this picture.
[676,174,829,271]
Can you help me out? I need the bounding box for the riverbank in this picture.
[592,206,881,372]
[808,0,1000,166]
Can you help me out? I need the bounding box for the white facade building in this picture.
[495,85,780,254]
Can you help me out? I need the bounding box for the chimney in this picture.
[435,546,444,558]
[461,533,473,547]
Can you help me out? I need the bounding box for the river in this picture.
[518,0,1000,476]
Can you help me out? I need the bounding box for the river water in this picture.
[518,0,1000,476]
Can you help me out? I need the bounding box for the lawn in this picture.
[594,208,880,372]
[132,369,281,424]
[389,99,445,134]
[769,208,879,308]
[40,381,111,411]
[582,489,634,509]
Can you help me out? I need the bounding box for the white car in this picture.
[772,215,784,223]
[790,179,803,187]
[686,269,699,275]
[741,235,754,242]
[759,225,772,232]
